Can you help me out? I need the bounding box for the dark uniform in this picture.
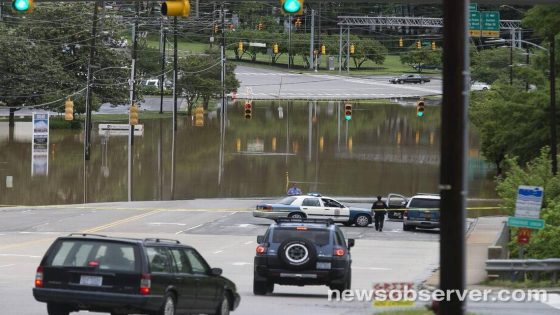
[371,198,388,231]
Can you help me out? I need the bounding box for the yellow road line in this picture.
[82,209,164,233]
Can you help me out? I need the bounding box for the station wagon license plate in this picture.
[79,275,102,286]
[316,262,331,270]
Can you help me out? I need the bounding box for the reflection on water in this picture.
[0,101,497,206]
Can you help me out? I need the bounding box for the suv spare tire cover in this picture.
[278,238,317,270]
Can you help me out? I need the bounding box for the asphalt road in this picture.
[0,200,558,315]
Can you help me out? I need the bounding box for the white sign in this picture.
[249,42,267,48]
[515,185,543,219]
[31,113,49,176]
[98,124,143,136]
[6,176,13,188]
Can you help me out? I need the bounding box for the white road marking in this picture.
[213,250,223,254]
[175,224,203,234]
[30,222,49,228]
[0,254,41,258]
[19,231,59,235]
[0,264,15,268]
[237,224,250,228]
[231,262,252,266]
[149,222,187,226]
[542,293,560,310]
[352,266,392,271]
[244,241,253,245]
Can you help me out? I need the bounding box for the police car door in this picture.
[300,197,323,218]
[387,193,407,219]
[321,198,350,222]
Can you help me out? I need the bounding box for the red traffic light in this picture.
[244,102,252,119]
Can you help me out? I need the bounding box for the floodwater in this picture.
[0,101,497,206]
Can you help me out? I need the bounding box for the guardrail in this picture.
[486,259,560,283]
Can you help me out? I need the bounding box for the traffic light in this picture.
[214,24,219,34]
[12,0,33,12]
[416,99,425,117]
[280,0,304,15]
[161,0,190,17]
[431,41,436,50]
[244,102,252,119]
[321,44,326,55]
[349,44,355,54]
[238,41,244,53]
[257,23,264,30]
[344,103,352,121]
[295,18,302,27]
[194,107,204,127]
[416,40,421,49]
[399,37,404,47]
[64,98,74,121]
[129,103,139,125]
[273,43,279,54]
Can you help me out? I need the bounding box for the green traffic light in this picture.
[417,112,424,117]
[345,115,351,121]
[283,0,301,13]
[12,0,30,11]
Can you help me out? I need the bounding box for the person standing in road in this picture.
[287,183,302,196]
[371,195,388,231]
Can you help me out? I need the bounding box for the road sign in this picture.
[515,185,543,219]
[98,124,144,136]
[468,11,481,37]
[481,11,500,37]
[517,228,531,244]
[469,3,478,12]
[508,216,545,229]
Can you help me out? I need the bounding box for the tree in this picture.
[469,83,550,175]
[177,49,239,115]
[350,37,387,70]
[399,45,441,72]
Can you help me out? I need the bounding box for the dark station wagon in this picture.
[33,234,240,315]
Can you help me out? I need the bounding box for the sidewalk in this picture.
[424,216,508,287]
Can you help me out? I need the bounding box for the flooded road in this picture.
[0,101,496,206]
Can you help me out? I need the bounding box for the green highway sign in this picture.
[469,3,478,12]
[508,216,545,230]
[481,11,500,37]
[469,11,481,36]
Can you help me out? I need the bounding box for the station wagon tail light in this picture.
[296,226,307,231]
[35,266,44,287]
[139,273,151,295]
[88,260,99,267]
[333,248,345,256]
[256,245,267,254]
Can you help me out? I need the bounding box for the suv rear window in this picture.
[272,228,331,246]
[409,198,440,209]
[48,240,138,272]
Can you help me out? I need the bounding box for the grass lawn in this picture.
[481,279,560,289]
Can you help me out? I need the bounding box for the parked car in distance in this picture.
[470,81,491,91]
[413,64,441,70]
[253,193,373,227]
[33,234,240,315]
[253,218,354,294]
[402,194,441,231]
[389,74,431,84]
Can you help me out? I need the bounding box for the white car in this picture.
[253,194,373,227]
[471,81,491,91]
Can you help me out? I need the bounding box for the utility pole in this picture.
[159,18,166,114]
[85,2,99,161]
[525,47,530,92]
[510,29,514,85]
[550,34,557,175]
[173,17,178,132]
[221,4,226,125]
[309,9,314,70]
[440,0,468,314]
[128,1,139,202]
[288,15,292,69]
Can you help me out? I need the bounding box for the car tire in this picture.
[288,212,306,220]
[329,269,351,292]
[267,281,275,294]
[156,293,176,315]
[253,278,270,295]
[403,224,416,231]
[47,303,71,315]
[278,238,317,270]
[215,294,230,315]
[398,80,403,84]
[354,214,370,227]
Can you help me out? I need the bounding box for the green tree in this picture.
[177,49,239,115]
[399,45,441,72]
[350,37,387,70]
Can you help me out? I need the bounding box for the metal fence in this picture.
[486,259,560,283]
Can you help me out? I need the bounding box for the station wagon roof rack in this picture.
[68,233,107,238]
[274,218,334,226]
[144,238,181,244]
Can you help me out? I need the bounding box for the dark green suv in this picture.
[33,234,240,315]
[253,219,355,295]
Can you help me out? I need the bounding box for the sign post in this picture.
[508,185,544,258]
